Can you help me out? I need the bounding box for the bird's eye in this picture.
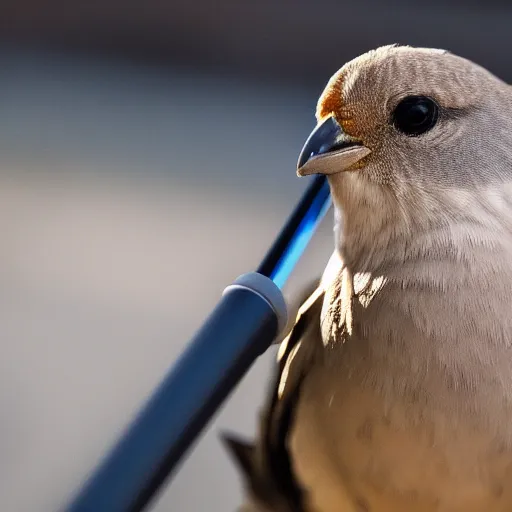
[392,96,439,136]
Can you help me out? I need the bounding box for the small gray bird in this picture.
[224,45,512,512]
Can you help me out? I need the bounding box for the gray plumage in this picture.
[225,45,512,511]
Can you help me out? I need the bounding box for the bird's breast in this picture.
[291,266,512,512]
[291,361,512,512]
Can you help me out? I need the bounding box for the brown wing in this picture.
[223,280,324,512]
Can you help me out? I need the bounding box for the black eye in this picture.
[392,96,439,136]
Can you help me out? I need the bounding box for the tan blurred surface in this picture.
[0,51,333,511]
[1,4,510,509]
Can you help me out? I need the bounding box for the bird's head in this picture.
[298,45,512,271]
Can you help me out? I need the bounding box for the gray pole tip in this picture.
[223,272,288,336]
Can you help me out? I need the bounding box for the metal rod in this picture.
[64,175,332,512]
[258,174,332,287]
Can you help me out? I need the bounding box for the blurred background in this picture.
[0,1,510,510]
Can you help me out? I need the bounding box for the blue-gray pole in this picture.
[65,175,331,512]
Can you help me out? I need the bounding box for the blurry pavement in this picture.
[0,50,334,511]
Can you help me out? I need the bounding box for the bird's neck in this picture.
[330,177,512,278]
[330,176,407,275]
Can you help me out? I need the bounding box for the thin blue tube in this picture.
[270,179,332,288]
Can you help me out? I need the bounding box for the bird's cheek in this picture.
[356,152,396,185]
[349,152,372,171]
[339,117,365,140]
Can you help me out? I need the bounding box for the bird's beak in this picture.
[297,116,371,176]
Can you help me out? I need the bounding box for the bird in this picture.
[223,44,512,512]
